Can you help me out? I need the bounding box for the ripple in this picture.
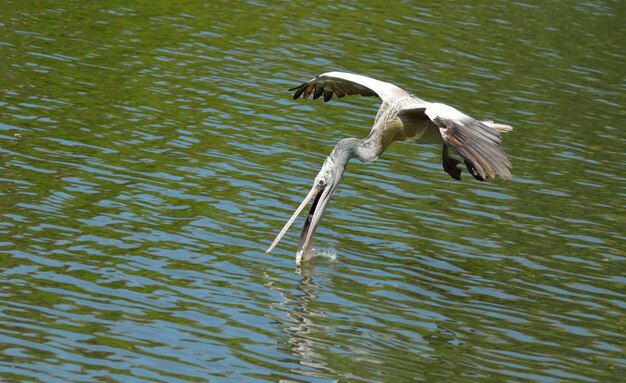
[1,1,625,382]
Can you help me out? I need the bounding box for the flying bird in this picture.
[266,72,513,264]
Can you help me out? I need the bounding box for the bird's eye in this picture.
[318,179,326,186]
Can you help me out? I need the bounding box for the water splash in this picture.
[309,246,338,262]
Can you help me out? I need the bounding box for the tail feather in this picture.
[482,121,513,133]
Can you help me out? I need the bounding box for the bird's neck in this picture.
[329,137,380,166]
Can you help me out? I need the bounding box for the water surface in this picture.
[1,1,624,382]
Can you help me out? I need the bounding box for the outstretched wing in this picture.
[289,71,409,103]
[421,103,512,180]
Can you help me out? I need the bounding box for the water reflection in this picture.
[283,271,335,380]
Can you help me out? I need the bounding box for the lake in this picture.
[1,1,624,382]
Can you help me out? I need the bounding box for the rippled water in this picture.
[1,1,624,382]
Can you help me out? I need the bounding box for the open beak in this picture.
[266,183,333,265]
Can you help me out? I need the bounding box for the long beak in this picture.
[265,183,333,264]
[265,185,322,256]
[295,185,332,264]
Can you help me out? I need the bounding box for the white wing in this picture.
[424,103,512,180]
[289,71,409,103]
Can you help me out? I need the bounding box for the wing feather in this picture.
[424,103,512,180]
[289,71,409,103]
[323,89,333,102]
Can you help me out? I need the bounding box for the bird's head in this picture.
[266,153,349,265]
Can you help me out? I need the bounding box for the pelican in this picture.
[266,71,513,264]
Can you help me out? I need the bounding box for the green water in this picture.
[1,1,624,382]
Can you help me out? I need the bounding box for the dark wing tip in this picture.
[289,74,324,100]
[442,144,462,180]
[289,83,307,100]
[323,89,333,102]
[464,159,486,181]
[289,82,334,102]
[287,73,381,103]
[435,117,512,181]
[312,85,324,100]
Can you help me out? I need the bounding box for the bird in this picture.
[266,71,513,264]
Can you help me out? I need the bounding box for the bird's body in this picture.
[266,71,513,264]
[350,97,440,161]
